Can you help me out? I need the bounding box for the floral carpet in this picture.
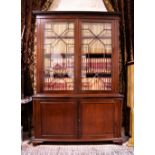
[21,143,133,155]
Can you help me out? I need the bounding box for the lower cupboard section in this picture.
[81,101,115,138]
[33,98,122,142]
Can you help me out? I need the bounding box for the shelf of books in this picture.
[43,22,75,91]
[81,22,112,91]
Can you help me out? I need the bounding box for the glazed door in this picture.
[37,19,77,93]
[37,19,118,93]
[79,20,117,92]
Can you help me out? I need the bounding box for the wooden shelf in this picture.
[44,53,74,58]
[83,53,112,58]
[84,73,111,77]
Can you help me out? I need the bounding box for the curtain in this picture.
[103,0,114,12]
[21,0,53,97]
[107,0,134,135]
[102,0,134,134]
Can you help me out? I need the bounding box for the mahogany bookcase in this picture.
[32,11,123,144]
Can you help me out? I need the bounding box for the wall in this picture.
[48,0,107,11]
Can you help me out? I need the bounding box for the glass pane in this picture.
[81,22,112,91]
[43,22,74,91]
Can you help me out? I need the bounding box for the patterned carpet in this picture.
[21,143,134,155]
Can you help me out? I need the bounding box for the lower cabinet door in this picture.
[80,99,120,139]
[33,98,122,141]
[34,100,77,139]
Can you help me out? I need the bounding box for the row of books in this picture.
[44,77,112,91]
[82,23,111,31]
[44,48,74,55]
[44,73,73,78]
[82,46,112,54]
[82,39,112,54]
[44,58,74,74]
[82,30,111,38]
[45,23,74,33]
[43,46,111,55]
[82,77,112,90]
[44,78,73,90]
[82,58,111,73]
[52,61,74,69]
[44,39,74,54]
[44,53,74,59]
[44,38,74,44]
[45,31,74,38]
